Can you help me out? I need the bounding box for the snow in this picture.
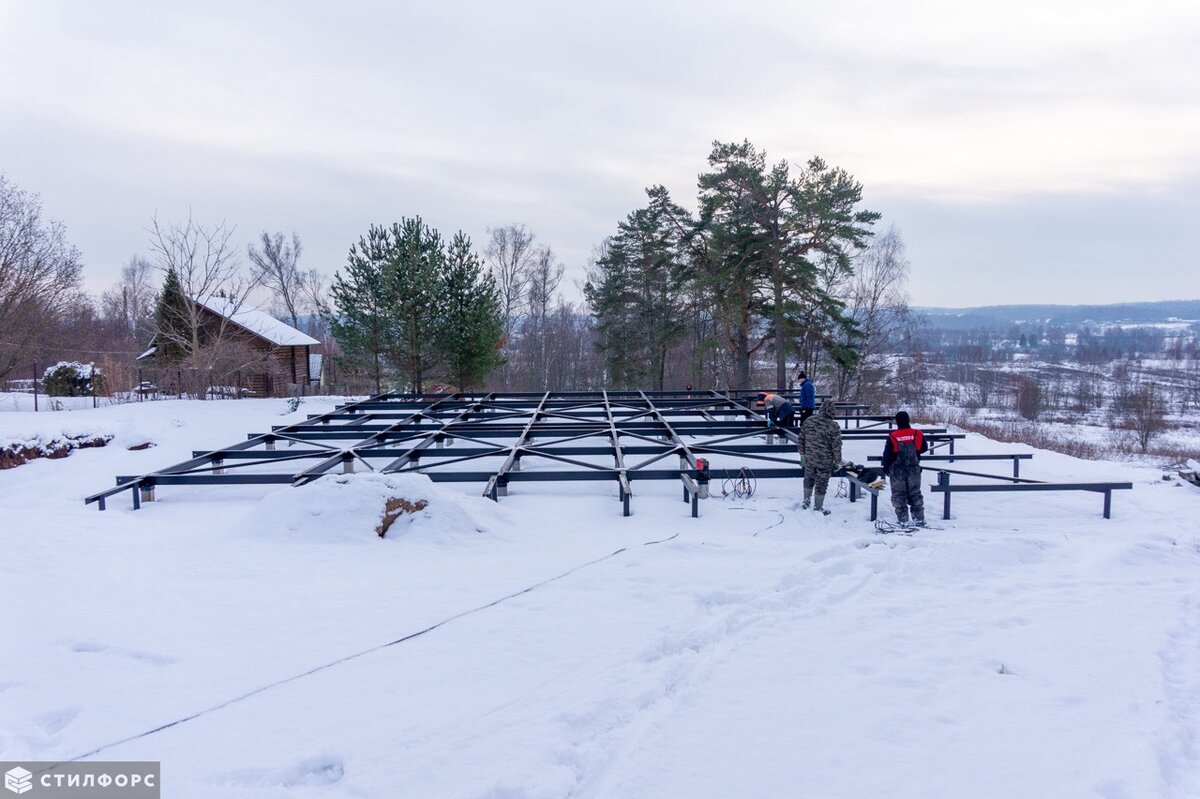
[42,361,99,379]
[247,472,512,545]
[196,297,320,347]
[0,392,127,413]
[2,398,1200,798]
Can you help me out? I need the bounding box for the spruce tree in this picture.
[152,268,190,363]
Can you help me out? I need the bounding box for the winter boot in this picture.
[913,514,927,528]
[813,493,831,515]
[802,484,813,510]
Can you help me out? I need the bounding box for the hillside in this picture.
[917,299,1200,330]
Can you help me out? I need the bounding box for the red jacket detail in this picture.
[881,427,926,470]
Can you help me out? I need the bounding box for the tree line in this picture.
[586,140,911,392]
[1,139,917,399]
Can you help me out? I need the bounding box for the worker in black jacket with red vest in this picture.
[881,410,928,526]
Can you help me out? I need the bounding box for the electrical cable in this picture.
[720,466,756,499]
[67,531,684,763]
[873,520,917,535]
[873,519,943,534]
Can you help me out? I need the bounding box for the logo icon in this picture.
[4,767,32,795]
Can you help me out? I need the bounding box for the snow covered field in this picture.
[2,399,1199,798]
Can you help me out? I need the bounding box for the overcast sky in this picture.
[2,0,1197,307]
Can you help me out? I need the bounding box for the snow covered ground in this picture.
[0,391,118,414]
[2,398,1200,798]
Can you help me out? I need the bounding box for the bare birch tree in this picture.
[833,225,913,401]
[247,231,324,328]
[100,255,157,335]
[485,225,539,334]
[522,245,565,388]
[148,214,262,398]
[0,174,83,380]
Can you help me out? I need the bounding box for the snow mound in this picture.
[245,472,512,545]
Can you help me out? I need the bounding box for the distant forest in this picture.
[918,300,1200,330]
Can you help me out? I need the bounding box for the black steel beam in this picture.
[86,391,1114,522]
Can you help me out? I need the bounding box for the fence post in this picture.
[92,366,97,408]
[138,367,143,402]
[33,361,39,412]
[236,370,242,398]
[177,369,182,399]
[939,471,951,520]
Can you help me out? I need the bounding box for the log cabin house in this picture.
[138,297,321,397]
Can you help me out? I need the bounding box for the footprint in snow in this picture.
[36,706,81,735]
[216,756,345,789]
[68,641,176,666]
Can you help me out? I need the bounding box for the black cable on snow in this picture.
[873,519,917,535]
[69,535,680,762]
[721,467,757,499]
[727,506,787,537]
[752,514,786,537]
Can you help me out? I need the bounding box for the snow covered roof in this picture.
[194,297,320,347]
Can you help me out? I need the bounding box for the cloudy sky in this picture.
[2,0,1197,307]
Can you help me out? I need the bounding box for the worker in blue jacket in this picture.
[796,371,816,424]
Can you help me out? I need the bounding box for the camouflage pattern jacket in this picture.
[797,399,842,471]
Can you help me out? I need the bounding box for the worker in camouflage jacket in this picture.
[797,398,842,515]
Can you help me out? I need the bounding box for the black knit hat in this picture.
[895,411,911,428]
[797,371,807,380]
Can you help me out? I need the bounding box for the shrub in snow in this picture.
[42,362,106,397]
[0,433,112,469]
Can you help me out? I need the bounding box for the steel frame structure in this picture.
[85,390,966,517]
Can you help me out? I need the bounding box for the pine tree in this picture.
[697,141,878,389]
[784,157,879,384]
[385,217,446,393]
[585,237,640,388]
[327,220,507,394]
[440,232,504,390]
[586,186,693,389]
[696,140,771,390]
[324,227,393,394]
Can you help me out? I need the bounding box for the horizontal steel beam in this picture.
[929,481,1132,493]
